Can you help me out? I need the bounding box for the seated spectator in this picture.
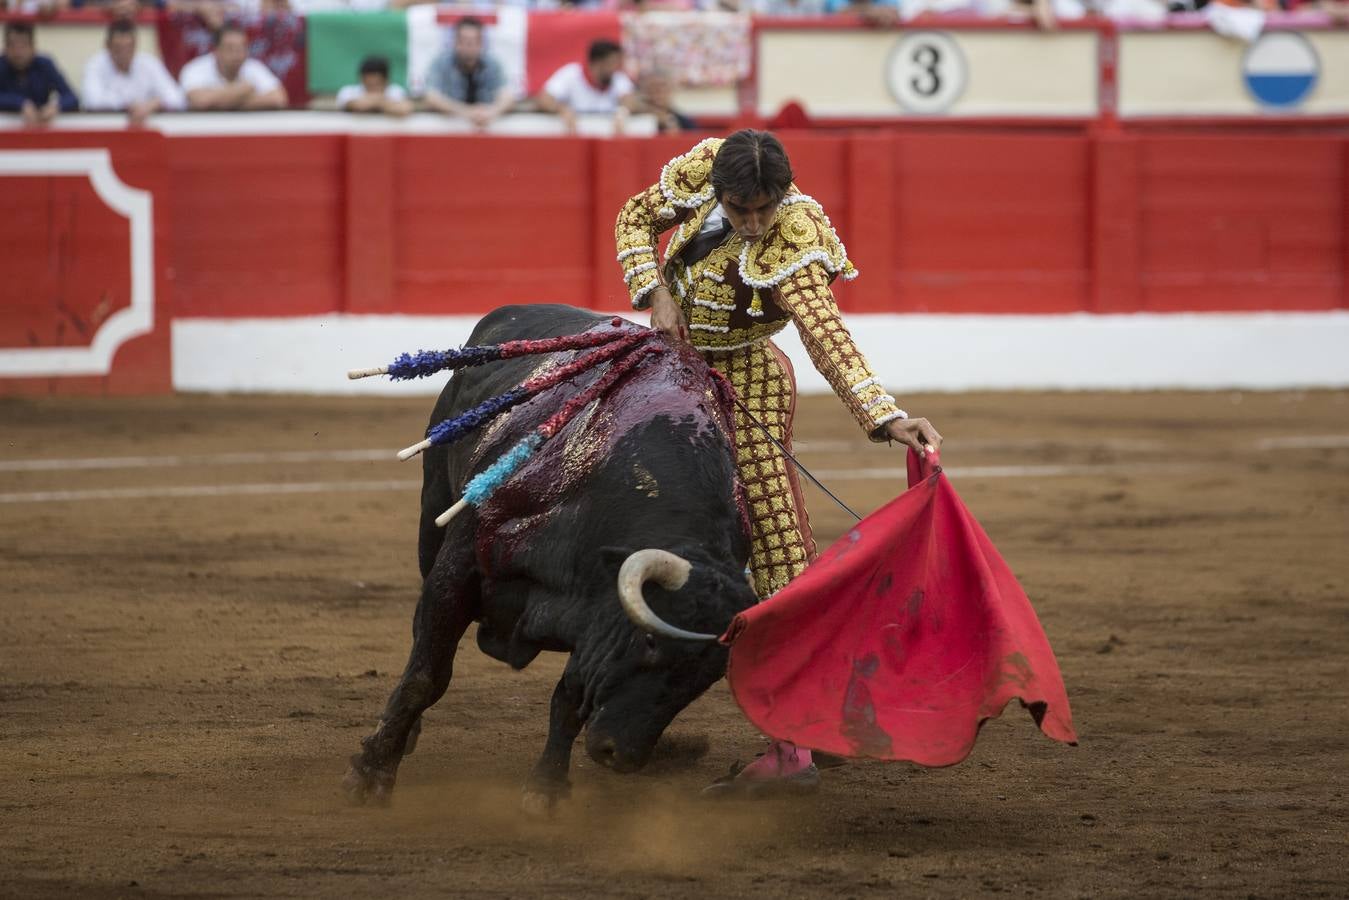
[337,56,413,116]
[1321,0,1349,23]
[535,39,637,134]
[0,22,78,126]
[104,0,156,21]
[828,0,1062,26]
[824,0,900,23]
[7,0,70,13]
[743,0,827,11]
[82,20,187,124]
[180,24,288,110]
[637,70,696,134]
[423,17,514,129]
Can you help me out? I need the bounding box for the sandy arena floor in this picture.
[1,389,1347,899]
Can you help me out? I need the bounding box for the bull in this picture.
[342,304,758,814]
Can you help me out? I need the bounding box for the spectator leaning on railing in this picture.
[0,21,78,125]
[637,70,696,133]
[337,55,413,117]
[742,0,828,13]
[535,39,637,135]
[824,0,1062,28]
[82,20,187,123]
[422,17,515,129]
[179,23,287,110]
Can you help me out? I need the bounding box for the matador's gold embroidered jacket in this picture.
[614,137,905,438]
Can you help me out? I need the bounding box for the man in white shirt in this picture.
[179,24,288,111]
[82,20,186,124]
[336,55,412,117]
[535,39,637,134]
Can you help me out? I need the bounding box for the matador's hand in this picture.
[649,287,689,343]
[884,416,943,458]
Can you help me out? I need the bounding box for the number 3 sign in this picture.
[886,32,967,114]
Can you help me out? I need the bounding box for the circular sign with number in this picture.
[886,32,967,115]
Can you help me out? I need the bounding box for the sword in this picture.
[730,397,863,523]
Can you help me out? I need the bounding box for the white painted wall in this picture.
[172,311,1349,395]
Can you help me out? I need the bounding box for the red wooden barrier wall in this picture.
[157,130,1348,319]
[3,129,1347,394]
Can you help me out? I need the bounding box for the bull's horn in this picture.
[617,549,717,642]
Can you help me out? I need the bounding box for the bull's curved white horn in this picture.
[347,366,389,380]
[617,549,717,642]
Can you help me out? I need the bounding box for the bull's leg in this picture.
[343,521,479,806]
[520,673,584,817]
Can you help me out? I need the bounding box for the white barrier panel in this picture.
[173,312,1349,395]
[756,27,1099,119]
[1120,29,1349,117]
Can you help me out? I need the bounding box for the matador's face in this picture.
[722,193,782,245]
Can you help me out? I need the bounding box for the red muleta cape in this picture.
[723,450,1078,766]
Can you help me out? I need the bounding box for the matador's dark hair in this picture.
[711,130,794,205]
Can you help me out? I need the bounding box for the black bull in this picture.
[343,304,759,813]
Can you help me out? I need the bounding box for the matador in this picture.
[615,130,943,793]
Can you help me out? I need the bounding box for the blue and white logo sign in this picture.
[1242,33,1319,109]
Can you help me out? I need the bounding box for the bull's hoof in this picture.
[342,757,396,807]
[520,778,571,818]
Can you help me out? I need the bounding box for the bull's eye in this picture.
[644,633,658,651]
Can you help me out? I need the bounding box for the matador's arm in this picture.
[741,196,905,440]
[615,183,680,311]
[773,263,906,440]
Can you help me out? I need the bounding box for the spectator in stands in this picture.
[104,0,153,21]
[742,0,827,12]
[82,20,187,124]
[337,55,413,117]
[7,0,70,13]
[637,70,696,134]
[0,22,78,125]
[168,0,229,35]
[180,23,287,110]
[423,17,514,129]
[827,0,1061,27]
[536,39,637,134]
[823,0,900,23]
[1320,0,1349,23]
[999,0,1077,29]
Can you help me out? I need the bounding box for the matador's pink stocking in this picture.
[738,740,814,779]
